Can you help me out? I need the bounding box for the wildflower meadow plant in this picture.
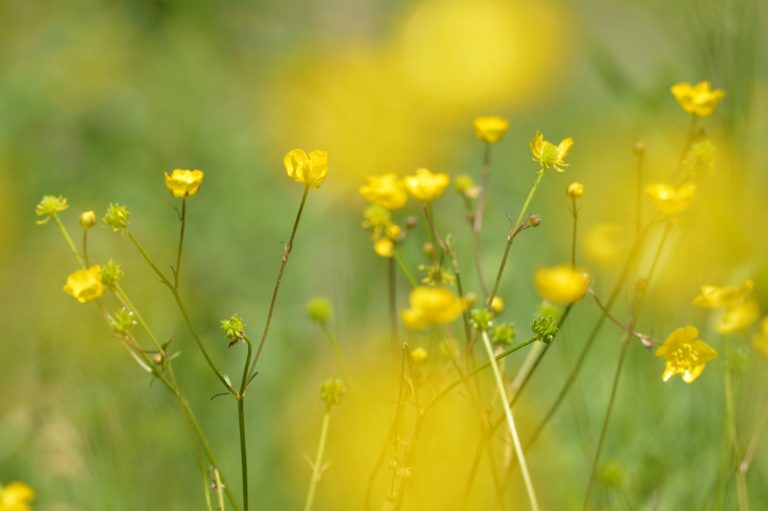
[34,81,768,511]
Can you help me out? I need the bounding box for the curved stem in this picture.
[481,330,539,511]
[246,185,310,386]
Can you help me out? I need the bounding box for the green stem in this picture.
[53,214,86,268]
[174,197,187,289]
[571,197,578,267]
[246,185,310,386]
[127,231,173,287]
[238,336,253,511]
[388,257,398,346]
[214,468,226,511]
[320,324,351,384]
[481,330,539,511]
[472,142,492,234]
[723,338,749,511]
[393,249,417,288]
[304,411,331,511]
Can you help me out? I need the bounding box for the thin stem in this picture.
[393,249,417,288]
[388,257,398,346]
[723,338,749,511]
[320,324,351,384]
[472,142,492,234]
[304,411,331,511]
[246,185,310,386]
[53,214,85,268]
[481,330,539,511]
[238,336,253,511]
[740,393,768,475]
[174,197,187,289]
[127,231,172,287]
[82,230,90,266]
[635,150,644,236]
[571,197,578,267]
[214,468,226,511]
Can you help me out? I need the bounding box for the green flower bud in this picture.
[491,322,516,345]
[103,203,130,233]
[111,308,137,334]
[470,308,493,332]
[101,259,124,287]
[532,315,559,344]
[320,378,346,408]
[221,314,246,346]
[307,297,333,324]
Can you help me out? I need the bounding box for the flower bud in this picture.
[532,315,559,344]
[410,347,428,365]
[470,308,493,332]
[103,203,130,233]
[220,314,246,346]
[307,297,333,324]
[490,296,504,315]
[79,210,97,230]
[567,182,584,199]
[101,259,124,287]
[320,378,346,408]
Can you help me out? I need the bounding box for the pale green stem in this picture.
[481,330,539,511]
[173,197,187,289]
[304,411,331,511]
[214,468,226,511]
[53,214,85,268]
[393,249,417,288]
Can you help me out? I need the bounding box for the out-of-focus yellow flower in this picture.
[646,182,696,216]
[374,238,395,258]
[79,210,97,230]
[359,174,408,210]
[530,131,573,172]
[670,81,725,117]
[63,265,104,304]
[490,296,504,314]
[655,325,718,383]
[0,481,35,511]
[584,223,624,265]
[410,347,428,364]
[164,169,204,198]
[752,318,768,359]
[567,182,584,198]
[284,149,328,188]
[401,286,468,330]
[534,265,590,304]
[693,280,754,309]
[454,174,480,200]
[716,299,759,335]
[35,195,69,224]
[403,168,450,202]
[474,116,509,143]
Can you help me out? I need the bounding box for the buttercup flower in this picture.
[164,169,204,198]
[752,318,768,359]
[79,210,97,230]
[403,168,450,202]
[359,174,407,210]
[474,116,509,143]
[716,299,759,335]
[0,481,34,511]
[63,265,104,304]
[530,131,574,172]
[670,81,725,117]
[693,280,754,309]
[35,195,68,224]
[284,149,328,188]
[567,182,584,198]
[490,296,504,314]
[656,325,718,383]
[646,182,696,216]
[534,265,590,304]
[401,286,468,330]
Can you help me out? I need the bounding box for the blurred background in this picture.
[2,0,768,509]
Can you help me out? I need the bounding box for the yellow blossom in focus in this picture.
[164,169,204,198]
[656,325,718,383]
[0,481,34,511]
[490,296,504,314]
[63,265,104,304]
[693,280,754,309]
[670,81,725,117]
[646,182,696,216]
[410,347,428,364]
[567,182,584,198]
[530,131,573,172]
[359,173,408,210]
[752,318,768,359]
[79,210,97,230]
[403,168,450,202]
[474,116,509,143]
[284,149,328,188]
[401,286,468,330]
[534,265,590,304]
[35,195,68,224]
[716,299,759,335]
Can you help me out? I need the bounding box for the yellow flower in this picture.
[693,280,754,309]
[401,286,468,330]
[655,325,718,383]
[79,210,97,230]
[359,173,408,210]
[490,296,504,314]
[284,149,328,188]
[530,131,574,172]
[752,318,768,359]
[534,265,590,304]
[403,168,450,202]
[0,481,34,511]
[567,182,584,198]
[63,265,104,304]
[716,299,759,335]
[410,347,428,364]
[164,169,204,198]
[670,81,725,117]
[35,195,68,224]
[474,116,509,143]
[646,182,696,216]
[373,238,395,258]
